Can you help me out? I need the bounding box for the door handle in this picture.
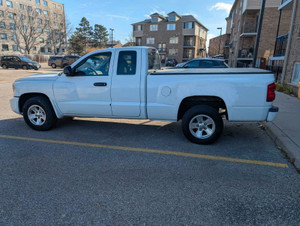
[94,82,107,87]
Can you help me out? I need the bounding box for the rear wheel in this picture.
[51,63,56,68]
[2,64,8,69]
[22,96,57,131]
[22,65,28,70]
[182,105,223,144]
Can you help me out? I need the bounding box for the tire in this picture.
[34,68,39,70]
[182,105,223,144]
[2,64,8,69]
[22,96,57,131]
[22,65,28,70]
[51,63,56,68]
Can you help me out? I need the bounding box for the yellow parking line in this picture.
[0,134,289,168]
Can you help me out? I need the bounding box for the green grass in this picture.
[276,83,294,95]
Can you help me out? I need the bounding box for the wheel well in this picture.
[177,96,228,121]
[19,93,51,113]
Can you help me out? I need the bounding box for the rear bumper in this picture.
[10,97,20,114]
[267,106,278,122]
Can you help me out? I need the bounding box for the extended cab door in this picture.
[111,49,141,117]
[53,51,114,117]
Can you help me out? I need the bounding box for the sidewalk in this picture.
[263,92,300,170]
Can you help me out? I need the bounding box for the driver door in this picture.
[53,51,114,117]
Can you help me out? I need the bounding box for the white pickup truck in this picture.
[10,47,278,144]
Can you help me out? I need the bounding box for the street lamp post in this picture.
[217,27,222,55]
[110,28,114,48]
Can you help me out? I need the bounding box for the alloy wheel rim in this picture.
[189,114,216,139]
[27,105,46,126]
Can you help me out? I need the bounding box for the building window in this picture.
[40,47,45,53]
[169,48,178,56]
[292,63,300,84]
[136,37,142,46]
[146,37,155,44]
[157,43,166,51]
[44,10,48,16]
[58,5,62,10]
[38,28,43,33]
[37,18,42,24]
[36,0,40,5]
[0,0,2,5]
[52,3,56,8]
[28,6,32,11]
[36,8,41,14]
[45,20,49,25]
[11,34,16,40]
[48,48,51,53]
[2,44,9,51]
[1,33,7,40]
[53,13,57,18]
[169,37,178,44]
[20,4,24,9]
[9,23,15,30]
[21,14,26,20]
[22,25,27,31]
[150,24,158,31]
[151,17,158,22]
[0,22,5,29]
[54,22,58,27]
[167,24,176,30]
[12,45,18,51]
[45,29,50,34]
[8,12,15,19]
[0,10,3,17]
[169,15,176,21]
[29,16,34,22]
[43,0,47,6]
[6,0,13,8]
[134,25,142,31]
[39,37,44,43]
[184,22,194,29]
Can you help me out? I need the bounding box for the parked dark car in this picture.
[175,58,229,69]
[60,56,80,68]
[48,56,63,68]
[1,56,41,70]
[166,58,178,67]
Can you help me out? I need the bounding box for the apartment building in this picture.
[269,0,299,91]
[227,0,282,68]
[0,0,66,55]
[132,11,208,63]
[208,34,230,58]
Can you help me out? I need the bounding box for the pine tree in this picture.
[91,24,108,48]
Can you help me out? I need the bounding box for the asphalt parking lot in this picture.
[0,65,300,224]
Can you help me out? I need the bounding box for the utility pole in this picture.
[110,28,114,48]
[252,0,266,67]
[217,27,222,55]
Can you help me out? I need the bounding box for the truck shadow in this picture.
[0,117,280,161]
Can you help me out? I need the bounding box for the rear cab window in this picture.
[117,51,137,75]
[148,48,161,74]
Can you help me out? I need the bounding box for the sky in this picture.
[57,0,234,46]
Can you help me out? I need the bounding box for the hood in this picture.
[15,73,60,82]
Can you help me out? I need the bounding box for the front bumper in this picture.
[10,97,20,114]
[267,106,278,122]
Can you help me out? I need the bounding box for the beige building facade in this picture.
[132,11,208,63]
[0,0,66,55]
[227,0,282,68]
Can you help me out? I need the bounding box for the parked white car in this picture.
[10,47,278,144]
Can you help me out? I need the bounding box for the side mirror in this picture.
[63,66,73,76]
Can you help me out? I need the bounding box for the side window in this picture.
[117,51,137,75]
[199,60,214,68]
[185,60,199,68]
[74,52,112,76]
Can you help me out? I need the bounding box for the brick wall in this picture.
[284,0,300,85]
[208,34,227,57]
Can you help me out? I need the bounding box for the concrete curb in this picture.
[263,121,300,170]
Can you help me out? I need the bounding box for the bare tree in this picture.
[9,7,48,54]
[125,32,135,46]
[46,15,71,55]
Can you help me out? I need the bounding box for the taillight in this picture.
[267,83,276,102]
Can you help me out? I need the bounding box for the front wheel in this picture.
[51,63,56,68]
[182,105,223,144]
[22,96,57,131]
[22,65,28,70]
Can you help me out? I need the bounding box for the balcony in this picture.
[274,34,288,57]
[240,23,258,37]
[279,0,293,10]
[184,37,195,47]
[237,48,254,60]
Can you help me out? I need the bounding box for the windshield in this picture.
[148,48,161,73]
[19,56,33,62]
